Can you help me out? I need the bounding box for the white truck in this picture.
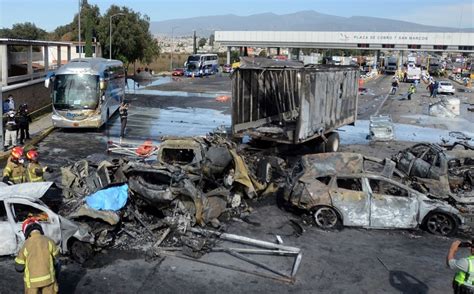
[405,62,421,82]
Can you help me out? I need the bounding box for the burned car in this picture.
[392,143,474,203]
[285,153,463,236]
[0,182,94,258]
[392,143,474,226]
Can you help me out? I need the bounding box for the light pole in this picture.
[170,26,179,71]
[109,13,125,60]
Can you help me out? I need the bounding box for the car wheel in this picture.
[69,239,93,264]
[424,212,458,236]
[313,206,341,229]
[325,132,340,153]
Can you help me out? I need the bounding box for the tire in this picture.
[257,159,272,184]
[312,206,341,230]
[423,212,458,236]
[325,132,340,153]
[69,239,93,264]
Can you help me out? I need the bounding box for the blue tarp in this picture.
[85,184,128,211]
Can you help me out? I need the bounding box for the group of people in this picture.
[3,94,32,151]
[2,146,49,185]
[391,77,416,99]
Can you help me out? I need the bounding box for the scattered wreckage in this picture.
[55,135,300,280]
[0,182,94,260]
[392,142,474,226]
[284,152,464,236]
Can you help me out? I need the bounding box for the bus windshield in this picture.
[53,74,99,110]
[186,62,199,71]
[187,55,201,63]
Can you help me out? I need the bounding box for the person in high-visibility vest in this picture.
[2,146,26,184]
[15,218,60,294]
[407,84,416,100]
[447,240,474,294]
[25,149,50,182]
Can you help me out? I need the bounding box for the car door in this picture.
[368,177,418,228]
[0,200,17,255]
[6,199,62,251]
[329,176,370,227]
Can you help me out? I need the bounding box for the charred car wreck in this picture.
[392,143,474,225]
[284,152,464,236]
[58,135,282,252]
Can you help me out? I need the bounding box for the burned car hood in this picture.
[0,182,54,200]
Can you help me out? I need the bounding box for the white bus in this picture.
[45,58,125,128]
[184,54,219,77]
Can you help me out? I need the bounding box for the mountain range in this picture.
[150,10,473,36]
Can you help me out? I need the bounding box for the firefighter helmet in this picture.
[11,146,24,159]
[22,218,44,238]
[26,149,39,161]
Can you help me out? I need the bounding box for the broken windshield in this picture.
[53,74,100,110]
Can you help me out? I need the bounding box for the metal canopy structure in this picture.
[216,31,474,52]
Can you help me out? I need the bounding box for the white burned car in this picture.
[285,153,464,236]
[0,182,94,259]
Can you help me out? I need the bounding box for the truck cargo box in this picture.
[232,57,359,144]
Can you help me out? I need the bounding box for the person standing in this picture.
[447,240,474,294]
[3,110,18,151]
[18,103,31,145]
[119,102,129,139]
[433,81,439,98]
[15,218,60,294]
[407,84,416,100]
[7,94,15,111]
[26,149,49,182]
[390,78,399,95]
[2,146,26,184]
[427,82,434,97]
[2,98,9,113]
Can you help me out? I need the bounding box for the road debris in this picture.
[368,115,395,141]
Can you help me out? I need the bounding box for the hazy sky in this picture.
[1,0,472,31]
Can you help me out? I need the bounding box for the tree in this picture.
[0,22,47,40]
[97,6,160,65]
[62,0,100,42]
[258,49,267,57]
[198,37,206,48]
[84,12,94,57]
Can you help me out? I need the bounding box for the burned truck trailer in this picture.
[231,58,359,151]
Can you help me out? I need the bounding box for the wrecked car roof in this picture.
[300,153,364,176]
[0,182,54,201]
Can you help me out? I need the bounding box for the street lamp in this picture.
[170,26,179,71]
[109,13,125,60]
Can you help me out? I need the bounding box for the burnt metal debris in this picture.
[54,133,299,280]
